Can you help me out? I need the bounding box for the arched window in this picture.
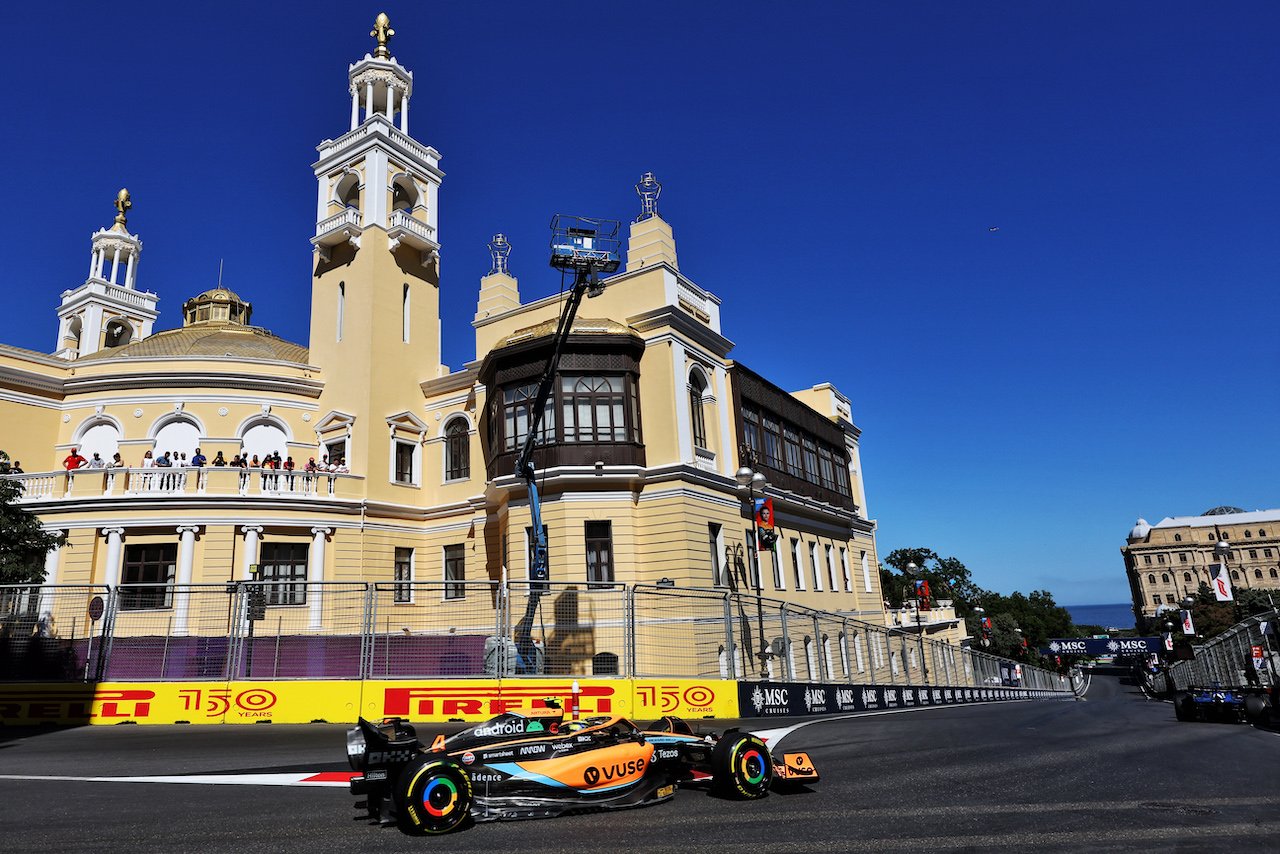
[1260,529,1267,536]
[77,419,122,464]
[240,418,289,463]
[1270,568,1278,579]
[337,173,360,210]
[1147,574,1155,584]
[104,319,133,348]
[1183,572,1192,583]
[445,418,469,481]
[1245,530,1252,538]
[688,370,708,449]
[1161,573,1169,584]
[65,316,82,349]
[1174,534,1182,542]
[1255,569,1264,580]
[154,418,202,458]
[391,176,419,213]
[1231,570,1240,581]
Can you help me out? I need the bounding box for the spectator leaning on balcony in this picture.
[249,455,260,467]
[305,457,317,473]
[284,456,295,471]
[109,453,124,468]
[155,452,171,467]
[10,461,23,474]
[174,452,186,467]
[63,448,88,470]
[141,450,154,467]
[212,451,226,466]
[191,448,206,467]
[87,453,106,468]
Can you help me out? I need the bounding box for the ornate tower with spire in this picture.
[308,15,446,485]
[55,189,159,359]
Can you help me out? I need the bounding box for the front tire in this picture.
[711,731,772,799]
[395,757,472,835]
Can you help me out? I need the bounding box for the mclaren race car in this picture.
[346,706,818,834]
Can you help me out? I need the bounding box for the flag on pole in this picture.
[1163,632,1174,651]
[1209,563,1234,602]
[1180,609,1195,635]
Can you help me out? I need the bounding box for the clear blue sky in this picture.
[5,2,1277,607]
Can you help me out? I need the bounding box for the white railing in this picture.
[315,207,361,238]
[6,468,354,502]
[389,209,435,241]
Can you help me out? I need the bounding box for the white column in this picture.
[124,250,136,289]
[350,87,360,131]
[364,80,373,122]
[241,525,263,579]
[37,531,64,621]
[172,525,199,636]
[671,340,692,463]
[102,527,125,590]
[400,92,409,134]
[308,527,331,630]
[110,247,122,284]
[88,251,97,279]
[385,84,395,121]
[715,364,734,475]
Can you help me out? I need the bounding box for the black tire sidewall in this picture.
[711,732,773,799]
[395,757,472,834]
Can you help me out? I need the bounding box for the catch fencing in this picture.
[0,582,1070,692]
[1154,611,1280,693]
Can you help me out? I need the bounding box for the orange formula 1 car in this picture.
[346,707,818,834]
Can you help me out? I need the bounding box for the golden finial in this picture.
[371,13,394,59]
[112,188,132,231]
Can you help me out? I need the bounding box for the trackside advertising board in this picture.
[0,679,738,726]
[1042,637,1160,656]
[736,681,1061,717]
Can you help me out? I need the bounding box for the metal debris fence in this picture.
[0,582,1071,691]
[1154,611,1280,693]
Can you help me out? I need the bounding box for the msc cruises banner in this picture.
[1041,637,1160,656]
[736,680,1059,717]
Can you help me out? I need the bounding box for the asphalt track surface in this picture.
[1,672,1278,853]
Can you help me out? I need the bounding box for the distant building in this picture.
[1123,506,1280,623]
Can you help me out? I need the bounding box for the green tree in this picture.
[0,451,66,582]
[882,548,985,625]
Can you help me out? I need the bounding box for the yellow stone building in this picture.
[0,19,949,678]
[1124,507,1280,623]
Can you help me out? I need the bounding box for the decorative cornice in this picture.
[63,371,324,399]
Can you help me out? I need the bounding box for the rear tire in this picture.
[711,731,772,799]
[394,757,472,835]
[1244,695,1270,726]
[1173,693,1194,722]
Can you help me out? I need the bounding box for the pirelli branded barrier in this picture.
[0,678,739,726]
[737,680,1066,717]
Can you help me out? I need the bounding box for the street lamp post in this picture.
[736,462,771,680]
[902,561,930,687]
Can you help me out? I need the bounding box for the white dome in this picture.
[1127,518,1152,542]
